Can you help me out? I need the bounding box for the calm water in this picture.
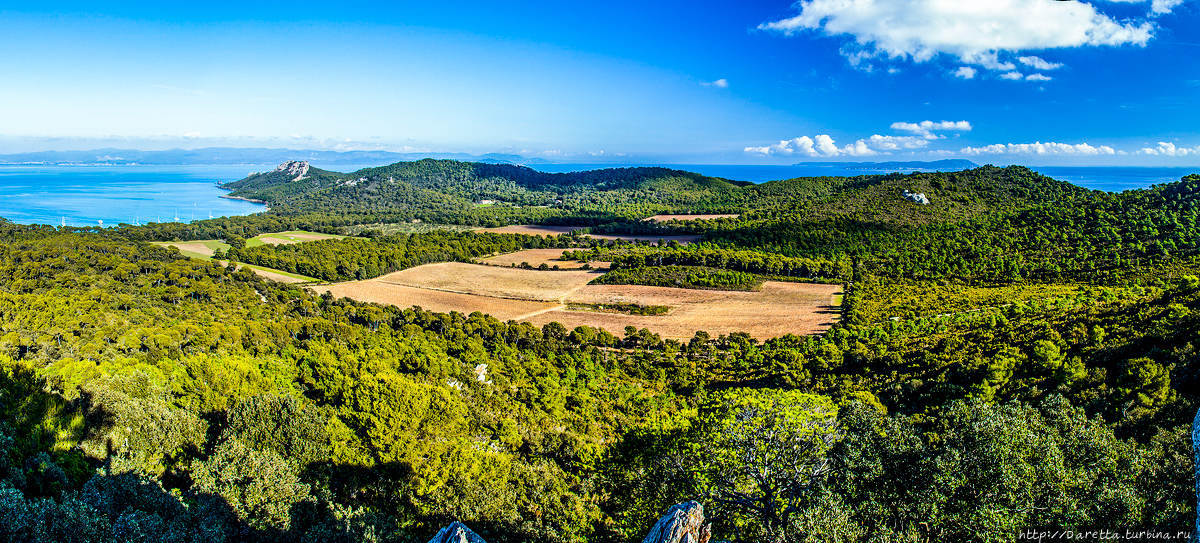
[1,163,1196,227]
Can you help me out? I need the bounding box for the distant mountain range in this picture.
[793,159,979,170]
[0,147,555,166]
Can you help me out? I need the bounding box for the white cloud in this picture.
[182,132,203,139]
[1018,56,1064,70]
[1152,0,1184,15]
[702,78,730,88]
[745,136,820,157]
[1138,142,1199,156]
[960,141,1117,155]
[1001,71,1026,80]
[891,120,972,139]
[842,139,878,156]
[1026,73,1053,81]
[864,134,931,150]
[815,134,841,156]
[760,0,1154,70]
[746,133,930,157]
[954,66,977,79]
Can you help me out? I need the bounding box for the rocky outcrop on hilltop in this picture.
[641,501,710,543]
[427,521,489,543]
[274,160,311,182]
[902,189,930,205]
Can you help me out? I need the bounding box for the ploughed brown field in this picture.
[477,248,609,270]
[642,214,739,221]
[317,251,842,339]
[475,225,702,244]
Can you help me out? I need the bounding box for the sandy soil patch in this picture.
[475,225,701,245]
[317,281,559,320]
[375,262,602,301]
[478,249,609,270]
[643,214,739,221]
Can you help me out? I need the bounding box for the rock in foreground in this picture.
[428,521,488,543]
[642,501,710,543]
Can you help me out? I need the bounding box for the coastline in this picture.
[220,194,270,211]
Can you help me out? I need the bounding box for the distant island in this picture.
[0,147,554,166]
[792,159,979,170]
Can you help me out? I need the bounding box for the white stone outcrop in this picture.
[274,161,310,182]
[642,501,710,543]
[428,521,489,543]
[902,189,930,205]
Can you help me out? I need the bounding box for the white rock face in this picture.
[428,521,488,543]
[642,501,710,543]
[902,189,931,205]
[274,161,310,182]
[1193,407,1199,537]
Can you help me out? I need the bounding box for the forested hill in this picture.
[221,159,752,218]
[742,165,1095,224]
[221,159,1098,230]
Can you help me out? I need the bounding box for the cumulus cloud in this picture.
[1018,55,1064,70]
[1152,0,1184,15]
[745,133,935,157]
[760,0,1154,70]
[1139,142,1199,156]
[891,120,972,139]
[1001,71,1026,80]
[960,141,1117,155]
[864,135,931,150]
[702,78,729,88]
[954,66,977,79]
[1025,73,1053,81]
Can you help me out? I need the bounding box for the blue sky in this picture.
[1,0,1197,165]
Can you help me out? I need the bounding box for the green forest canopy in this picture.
[0,162,1196,542]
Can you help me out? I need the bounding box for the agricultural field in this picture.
[527,282,841,339]
[374,262,602,301]
[250,230,347,246]
[643,213,739,221]
[478,248,609,270]
[342,222,478,236]
[153,233,322,283]
[476,224,702,244]
[317,281,559,320]
[319,260,842,339]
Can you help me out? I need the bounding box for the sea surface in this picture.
[0,163,1196,227]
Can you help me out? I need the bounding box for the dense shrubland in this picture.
[0,164,1197,541]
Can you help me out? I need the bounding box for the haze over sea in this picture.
[0,164,1195,227]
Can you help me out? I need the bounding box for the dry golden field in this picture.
[478,248,609,270]
[643,214,739,221]
[165,242,217,257]
[256,231,344,245]
[317,281,559,320]
[528,282,841,339]
[236,265,310,284]
[475,225,701,244]
[317,260,842,339]
[374,262,603,301]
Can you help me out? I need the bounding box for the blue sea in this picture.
[0,163,1196,227]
